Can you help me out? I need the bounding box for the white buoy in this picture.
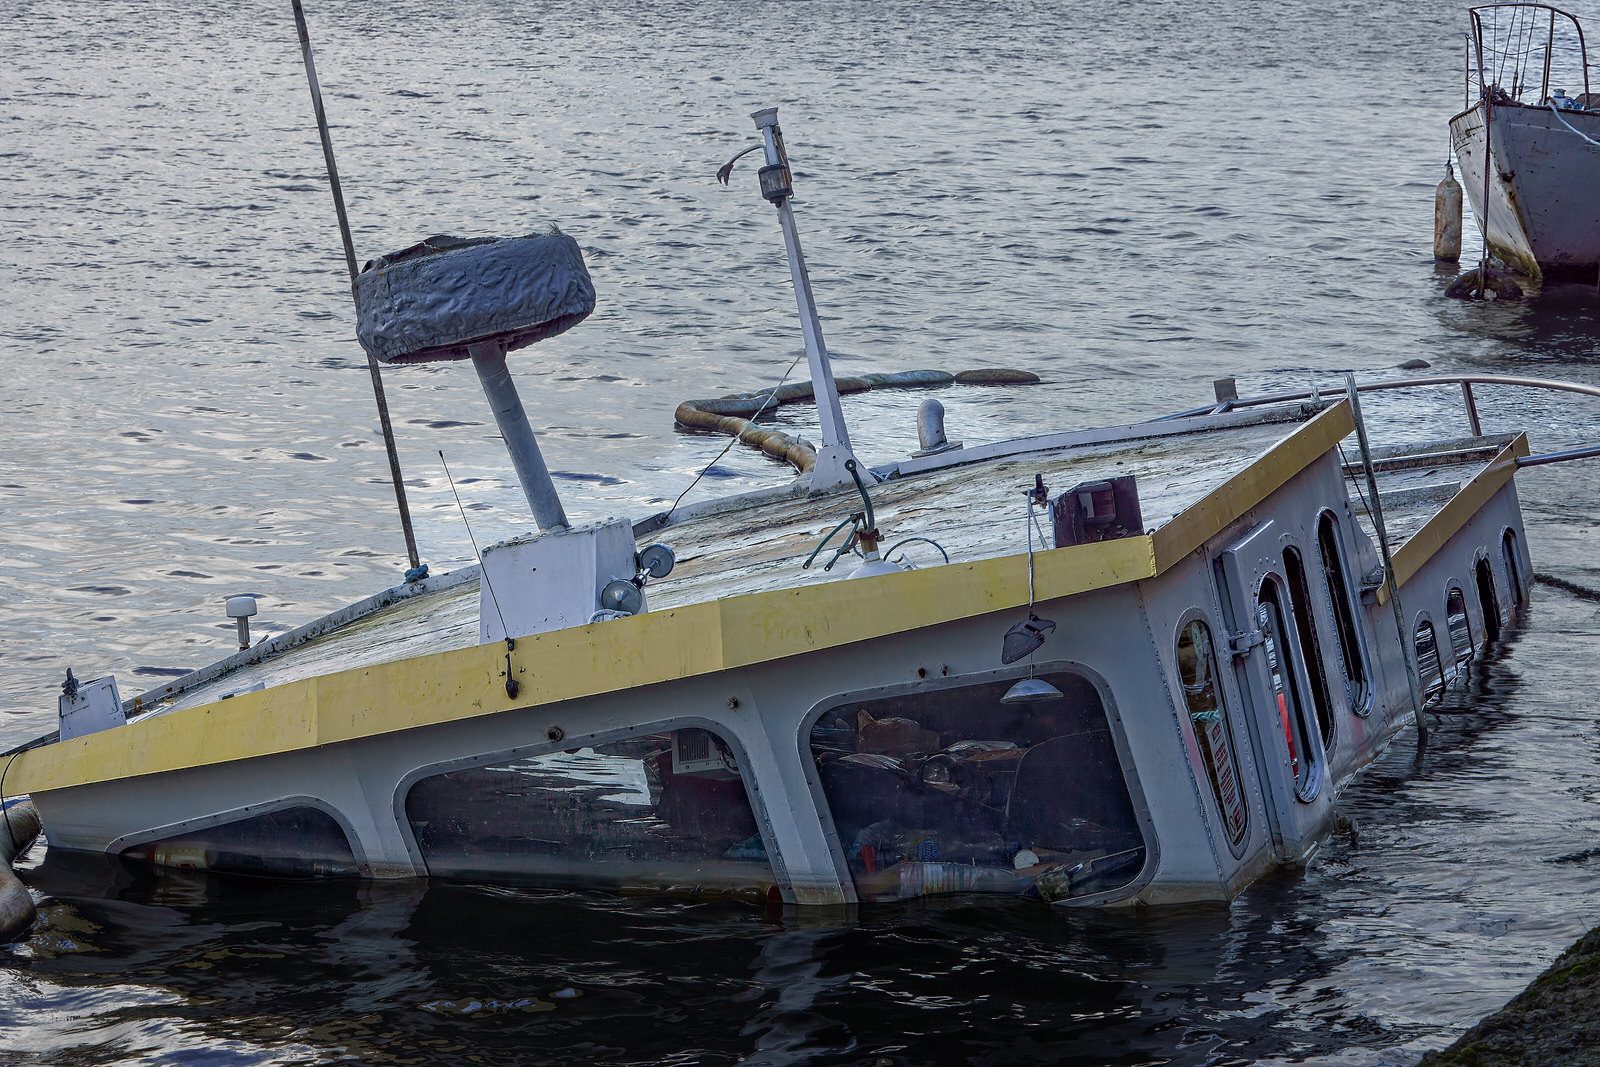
[1434,162,1463,262]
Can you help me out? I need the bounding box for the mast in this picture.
[291,0,424,578]
[750,108,869,491]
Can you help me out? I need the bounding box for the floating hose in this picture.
[0,796,40,944]
[673,368,1041,474]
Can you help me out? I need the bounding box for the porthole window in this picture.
[1177,619,1249,848]
[1415,620,1446,706]
[1446,587,1474,671]
[119,805,359,879]
[1317,513,1371,713]
[808,671,1146,903]
[404,726,774,895]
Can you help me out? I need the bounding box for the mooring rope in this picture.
[1534,572,1600,602]
[1545,103,1600,148]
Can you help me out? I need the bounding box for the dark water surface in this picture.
[5,0,1600,1062]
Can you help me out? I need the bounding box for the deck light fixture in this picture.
[1001,484,1063,704]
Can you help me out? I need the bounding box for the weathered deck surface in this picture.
[1347,434,1518,546]
[139,414,1512,719]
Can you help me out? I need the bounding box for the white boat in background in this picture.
[1450,3,1600,283]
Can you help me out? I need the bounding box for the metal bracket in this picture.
[1228,628,1265,657]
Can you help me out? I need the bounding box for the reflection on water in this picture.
[4,0,1600,1062]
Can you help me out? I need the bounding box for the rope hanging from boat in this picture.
[673,368,1041,475]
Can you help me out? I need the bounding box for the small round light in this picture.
[1002,678,1064,704]
[600,579,644,616]
[638,543,676,580]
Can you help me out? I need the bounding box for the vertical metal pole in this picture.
[1475,21,1494,301]
[1461,381,1482,436]
[751,109,856,471]
[1345,376,1428,742]
[468,343,570,532]
[1543,11,1555,102]
[291,0,422,574]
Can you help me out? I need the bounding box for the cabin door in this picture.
[1214,520,1336,863]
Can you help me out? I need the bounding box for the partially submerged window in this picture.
[1258,580,1320,800]
[119,805,359,879]
[1476,557,1501,644]
[1415,620,1446,705]
[808,672,1145,904]
[1503,529,1524,606]
[405,727,773,895]
[1177,619,1249,849]
[1283,546,1335,749]
[1446,587,1474,671]
[1317,513,1371,713]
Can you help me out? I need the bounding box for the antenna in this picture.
[439,451,510,642]
[290,0,425,580]
[440,451,519,698]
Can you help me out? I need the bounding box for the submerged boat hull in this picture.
[12,402,1537,909]
[1451,100,1600,281]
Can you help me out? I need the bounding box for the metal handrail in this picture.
[1467,3,1591,103]
[1163,373,1600,468]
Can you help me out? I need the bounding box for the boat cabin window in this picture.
[1476,557,1501,644]
[1502,529,1523,606]
[404,726,773,896]
[807,671,1145,903]
[1283,546,1335,749]
[1415,620,1446,706]
[1177,619,1249,849]
[1446,586,1474,671]
[118,805,359,880]
[1317,513,1371,714]
[1257,580,1321,800]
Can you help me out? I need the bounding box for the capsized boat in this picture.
[1450,3,1600,283]
[5,74,1600,929]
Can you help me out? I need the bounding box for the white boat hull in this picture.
[1450,100,1600,280]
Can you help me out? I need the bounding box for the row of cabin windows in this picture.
[121,677,1150,905]
[1182,513,1370,840]
[1181,512,1524,838]
[1188,520,1522,839]
[1414,529,1522,708]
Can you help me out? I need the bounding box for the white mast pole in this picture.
[751,108,867,489]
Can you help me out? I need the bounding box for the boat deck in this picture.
[131,410,1517,720]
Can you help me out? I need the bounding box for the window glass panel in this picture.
[405,727,773,896]
[1476,558,1501,643]
[1283,547,1335,748]
[1503,530,1523,605]
[1317,514,1369,711]
[1258,582,1318,796]
[1415,621,1446,705]
[119,805,359,879]
[1446,588,1474,670]
[809,672,1145,903]
[1177,620,1249,846]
